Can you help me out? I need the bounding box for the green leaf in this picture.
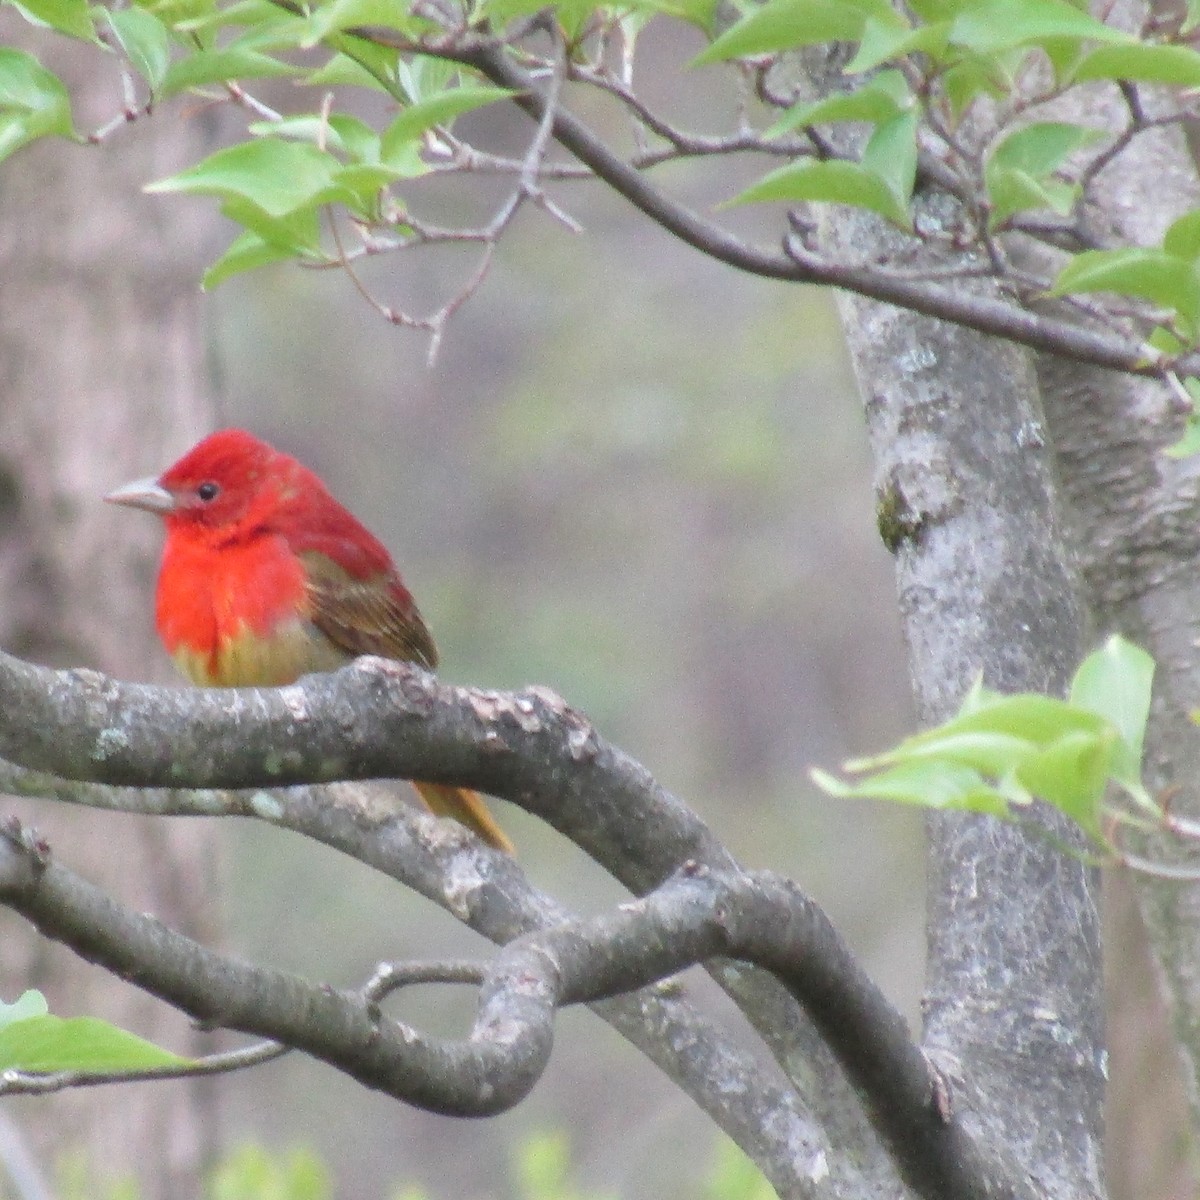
[147,139,345,217]
[0,48,71,120]
[218,11,316,51]
[862,109,917,216]
[106,7,172,92]
[0,113,30,161]
[941,53,1010,115]
[1164,210,1200,262]
[476,0,551,26]
[765,70,910,137]
[1073,42,1200,87]
[1069,634,1153,790]
[848,689,1108,772]
[379,85,516,161]
[1014,730,1113,835]
[0,48,75,161]
[396,54,455,104]
[907,0,976,16]
[1051,248,1200,337]
[990,121,1099,175]
[949,0,1131,52]
[845,17,951,72]
[325,35,403,94]
[812,759,1015,816]
[7,0,96,41]
[1148,325,1186,356]
[881,729,1043,775]
[298,0,420,47]
[728,159,912,226]
[1166,412,1200,459]
[691,0,864,65]
[175,0,280,29]
[940,690,1108,743]
[202,231,296,289]
[332,162,407,217]
[554,0,600,41]
[248,113,380,162]
[305,51,391,91]
[0,1014,189,1073]
[815,638,1159,838]
[983,125,1095,226]
[137,0,219,34]
[159,47,299,97]
[219,197,325,252]
[986,167,1077,226]
[0,991,48,1026]
[619,0,720,30]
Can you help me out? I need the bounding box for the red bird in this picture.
[106,428,512,853]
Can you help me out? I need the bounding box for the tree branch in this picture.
[0,816,1041,1200]
[0,656,862,1198]
[215,14,1196,380]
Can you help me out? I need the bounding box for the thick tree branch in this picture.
[0,656,870,1199]
[0,650,721,869]
[0,817,1040,1200]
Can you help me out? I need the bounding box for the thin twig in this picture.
[362,959,486,1011]
[224,80,283,122]
[0,1039,288,1097]
[1115,852,1200,882]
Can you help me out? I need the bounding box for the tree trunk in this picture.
[828,200,1106,1196]
[1028,109,1200,1195]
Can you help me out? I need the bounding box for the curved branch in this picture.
[0,651,719,873]
[0,657,850,1198]
[0,820,1038,1200]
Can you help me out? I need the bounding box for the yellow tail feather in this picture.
[412,781,514,854]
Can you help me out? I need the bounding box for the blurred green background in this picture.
[195,97,922,1198]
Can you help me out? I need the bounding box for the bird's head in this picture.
[105,429,286,533]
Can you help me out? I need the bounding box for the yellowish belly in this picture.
[173,616,352,687]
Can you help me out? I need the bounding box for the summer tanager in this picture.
[106,428,513,853]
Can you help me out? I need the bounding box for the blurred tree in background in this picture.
[0,20,224,1197]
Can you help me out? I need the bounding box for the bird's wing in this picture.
[300,550,439,669]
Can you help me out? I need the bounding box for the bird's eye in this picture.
[197,481,220,502]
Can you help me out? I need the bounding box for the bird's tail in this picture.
[413,782,514,854]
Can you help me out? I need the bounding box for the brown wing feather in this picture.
[302,553,514,854]
[300,551,438,669]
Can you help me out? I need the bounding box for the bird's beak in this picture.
[104,476,177,515]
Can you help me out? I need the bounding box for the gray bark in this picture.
[1024,84,1200,1197]
[830,210,1105,1198]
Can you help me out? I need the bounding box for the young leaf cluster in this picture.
[3,0,1200,371]
[814,635,1165,864]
